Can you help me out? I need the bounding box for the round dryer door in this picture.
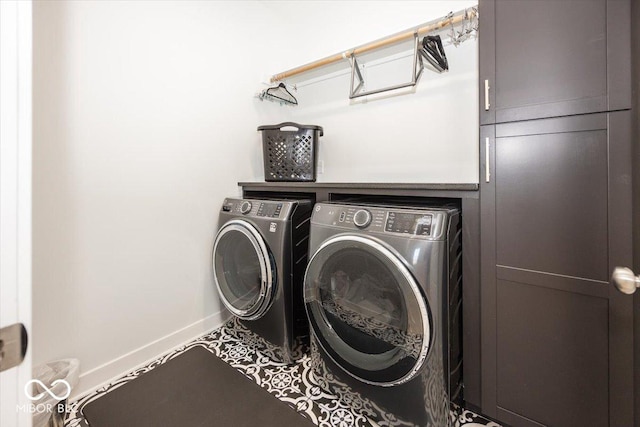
[304,235,432,387]
[213,219,275,320]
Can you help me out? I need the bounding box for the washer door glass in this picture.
[304,235,431,386]
[213,220,274,320]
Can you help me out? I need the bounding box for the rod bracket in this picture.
[348,32,424,100]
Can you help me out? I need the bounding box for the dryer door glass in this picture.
[213,220,274,320]
[304,235,431,386]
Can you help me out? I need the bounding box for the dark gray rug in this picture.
[82,345,315,427]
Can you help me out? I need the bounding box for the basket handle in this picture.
[257,122,324,137]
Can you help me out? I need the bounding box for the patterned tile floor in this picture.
[66,319,501,427]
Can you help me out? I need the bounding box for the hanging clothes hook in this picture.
[258,82,298,106]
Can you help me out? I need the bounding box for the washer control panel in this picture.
[328,206,386,229]
[385,211,433,236]
[222,198,288,219]
[312,203,448,240]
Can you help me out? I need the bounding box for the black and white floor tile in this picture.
[65,319,501,427]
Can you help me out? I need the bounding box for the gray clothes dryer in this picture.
[212,197,312,363]
[304,202,462,427]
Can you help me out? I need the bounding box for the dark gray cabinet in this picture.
[479,2,635,425]
[479,0,631,125]
[480,112,634,426]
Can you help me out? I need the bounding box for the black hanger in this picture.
[420,35,449,73]
[261,83,298,105]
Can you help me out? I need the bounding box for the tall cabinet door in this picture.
[480,112,634,426]
[479,0,631,125]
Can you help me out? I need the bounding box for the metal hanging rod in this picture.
[269,6,478,83]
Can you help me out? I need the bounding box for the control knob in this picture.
[353,209,372,228]
[240,201,252,215]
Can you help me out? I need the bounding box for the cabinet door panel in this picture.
[495,0,607,122]
[480,112,635,427]
[479,0,496,125]
[496,279,609,427]
[495,129,608,281]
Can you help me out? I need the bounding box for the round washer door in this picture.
[304,234,432,387]
[213,219,275,320]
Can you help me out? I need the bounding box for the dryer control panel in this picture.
[311,203,450,240]
[221,198,290,220]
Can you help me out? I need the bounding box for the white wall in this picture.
[248,1,479,183]
[33,0,478,399]
[32,0,287,398]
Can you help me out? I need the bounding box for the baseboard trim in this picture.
[71,310,230,401]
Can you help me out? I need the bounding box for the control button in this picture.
[240,201,252,214]
[417,224,431,236]
[339,211,346,222]
[353,209,372,228]
[222,205,231,212]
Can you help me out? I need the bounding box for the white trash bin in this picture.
[31,359,80,427]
